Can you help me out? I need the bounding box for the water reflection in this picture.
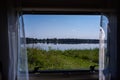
[26,43,99,50]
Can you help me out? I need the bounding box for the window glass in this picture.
[24,15,100,71]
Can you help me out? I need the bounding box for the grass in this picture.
[27,48,99,70]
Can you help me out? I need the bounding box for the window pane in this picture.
[24,15,100,71]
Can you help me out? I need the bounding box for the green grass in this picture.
[27,48,99,70]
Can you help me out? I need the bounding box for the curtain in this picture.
[8,8,29,80]
[99,15,110,80]
[17,14,29,80]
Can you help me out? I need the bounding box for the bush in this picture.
[27,48,99,70]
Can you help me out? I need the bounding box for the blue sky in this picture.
[23,15,100,39]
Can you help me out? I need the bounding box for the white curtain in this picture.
[17,14,29,80]
[99,15,110,80]
[8,8,19,80]
[8,8,29,80]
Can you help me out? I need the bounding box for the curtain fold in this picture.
[8,8,29,80]
[17,14,29,80]
[99,15,110,80]
[8,8,19,80]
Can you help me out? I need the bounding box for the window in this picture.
[24,15,100,71]
[0,0,117,80]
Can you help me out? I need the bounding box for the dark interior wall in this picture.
[107,13,117,80]
[0,1,16,80]
[0,0,17,80]
[117,13,120,80]
[0,7,10,80]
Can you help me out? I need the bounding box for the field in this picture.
[27,48,99,70]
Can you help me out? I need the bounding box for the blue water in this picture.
[26,43,99,50]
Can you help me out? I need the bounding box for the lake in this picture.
[26,43,99,50]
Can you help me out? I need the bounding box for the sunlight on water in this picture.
[26,43,99,50]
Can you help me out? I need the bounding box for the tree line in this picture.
[26,37,99,44]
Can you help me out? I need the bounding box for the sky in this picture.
[23,15,100,39]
